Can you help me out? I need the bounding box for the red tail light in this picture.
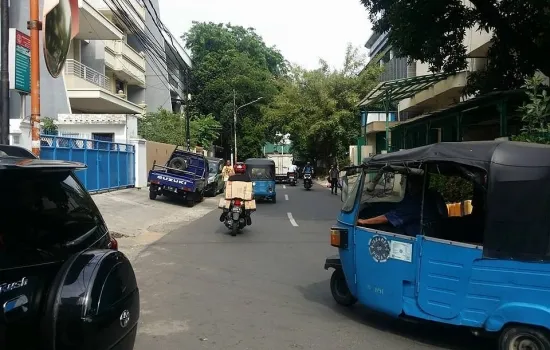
[234,199,242,206]
[108,235,118,250]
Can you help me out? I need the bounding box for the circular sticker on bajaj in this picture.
[369,235,390,263]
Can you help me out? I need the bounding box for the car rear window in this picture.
[0,169,106,252]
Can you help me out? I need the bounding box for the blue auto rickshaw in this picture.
[245,158,277,203]
[325,141,550,350]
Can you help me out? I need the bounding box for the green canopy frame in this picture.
[358,72,454,151]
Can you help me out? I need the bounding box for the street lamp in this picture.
[233,90,263,163]
[185,93,191,151]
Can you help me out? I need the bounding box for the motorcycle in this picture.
[303,173,313,190]
[287,172,297,186]
[220,198,252,236]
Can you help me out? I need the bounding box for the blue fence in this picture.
[40,135,135,192]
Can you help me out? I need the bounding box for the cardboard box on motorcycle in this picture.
[218,198,257,210]
[225,181,253,201]
[220,181,256,210]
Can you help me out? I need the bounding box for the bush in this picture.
[429,174,473,203]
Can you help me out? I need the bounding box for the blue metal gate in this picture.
[40,135,135,192]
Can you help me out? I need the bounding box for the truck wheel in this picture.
[499,325,550,350]
[149,187,157,200]
[272,195,277,204]
[168,157,188,170]
[330,268,357,307]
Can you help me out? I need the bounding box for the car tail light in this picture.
[233,199,242,206]
[330,228,348,249]
[107,234,118,250]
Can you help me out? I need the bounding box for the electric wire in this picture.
[103,0,190,103]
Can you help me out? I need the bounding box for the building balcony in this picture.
[104,40,146,87]
[168,72,180,92]
[92,0,146,32]
[64,59,144,114]
[75,0,123,40]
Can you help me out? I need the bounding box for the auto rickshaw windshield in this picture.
[248,166,274,180]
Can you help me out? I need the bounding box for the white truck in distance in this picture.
[267,153,293,183]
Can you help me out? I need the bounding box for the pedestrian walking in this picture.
[329,164,339,195]
[222,160,235,183]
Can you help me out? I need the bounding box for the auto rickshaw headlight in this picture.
[330,228,348,249]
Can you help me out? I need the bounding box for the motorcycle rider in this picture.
[289,162,298,183]
[222,164,252,225]
[303,162,314,175]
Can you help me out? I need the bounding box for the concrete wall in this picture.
[146,140,176,174]
[6,0,71,120]
[81,40,107,74]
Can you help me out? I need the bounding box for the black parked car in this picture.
[0,145,139,350]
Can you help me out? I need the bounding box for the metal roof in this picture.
[358,72,454,107]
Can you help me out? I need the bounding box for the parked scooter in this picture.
[288,172,297,186]
[220,198,251,236]
[303,173,313,190]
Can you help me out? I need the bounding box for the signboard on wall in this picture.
[8,29,31,93]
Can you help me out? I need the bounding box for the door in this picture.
[354,228,418,317]
[416,237,482,319]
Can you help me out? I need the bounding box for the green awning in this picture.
[358,72,454,107]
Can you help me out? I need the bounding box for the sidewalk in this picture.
[92,188,219,261]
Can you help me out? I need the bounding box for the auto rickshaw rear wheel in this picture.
[500,325,550,350]
[330,268,357,307]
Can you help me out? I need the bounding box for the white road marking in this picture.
[283,185,286,189]
[287,212,298,227]
[285,194,289,201]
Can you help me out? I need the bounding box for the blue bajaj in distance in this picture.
[325,141,550,350]
[245,158,276,203]
[148,147,208,207]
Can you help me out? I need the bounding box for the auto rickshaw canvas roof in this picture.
[245,158,276,166]
[362,141,550,172]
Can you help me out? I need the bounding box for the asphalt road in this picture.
[132,182,495,350]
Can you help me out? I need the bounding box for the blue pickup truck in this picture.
[148,147,208,207]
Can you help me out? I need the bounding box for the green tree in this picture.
[138,109,222,149]
[182,22,287,160]
[512,75,550,144]
[41,117,58,135]
[359,0,550,95]
[263,44,383,166]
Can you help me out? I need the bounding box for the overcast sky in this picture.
[157,0,373,70]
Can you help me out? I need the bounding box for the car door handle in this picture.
[3,295,29,314]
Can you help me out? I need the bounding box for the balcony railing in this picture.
[64,59,111,90]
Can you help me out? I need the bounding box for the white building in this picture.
[5,0,191,146]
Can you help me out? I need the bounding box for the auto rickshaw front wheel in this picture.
[330,268,357,307]
[500,325,550,350]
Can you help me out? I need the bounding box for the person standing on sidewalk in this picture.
[329,164,340,195]
[222,160,235,183]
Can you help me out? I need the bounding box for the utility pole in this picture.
[185,93,191,151]
[28,0,41,157]
[0,0,9,145]
[233,89,236,163]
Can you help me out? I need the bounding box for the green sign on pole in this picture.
[8,28,31,94]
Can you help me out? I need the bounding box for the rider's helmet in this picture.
[234,162,246,174]
[307,162,311,166]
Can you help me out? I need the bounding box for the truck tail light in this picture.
[330,228,348,249]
